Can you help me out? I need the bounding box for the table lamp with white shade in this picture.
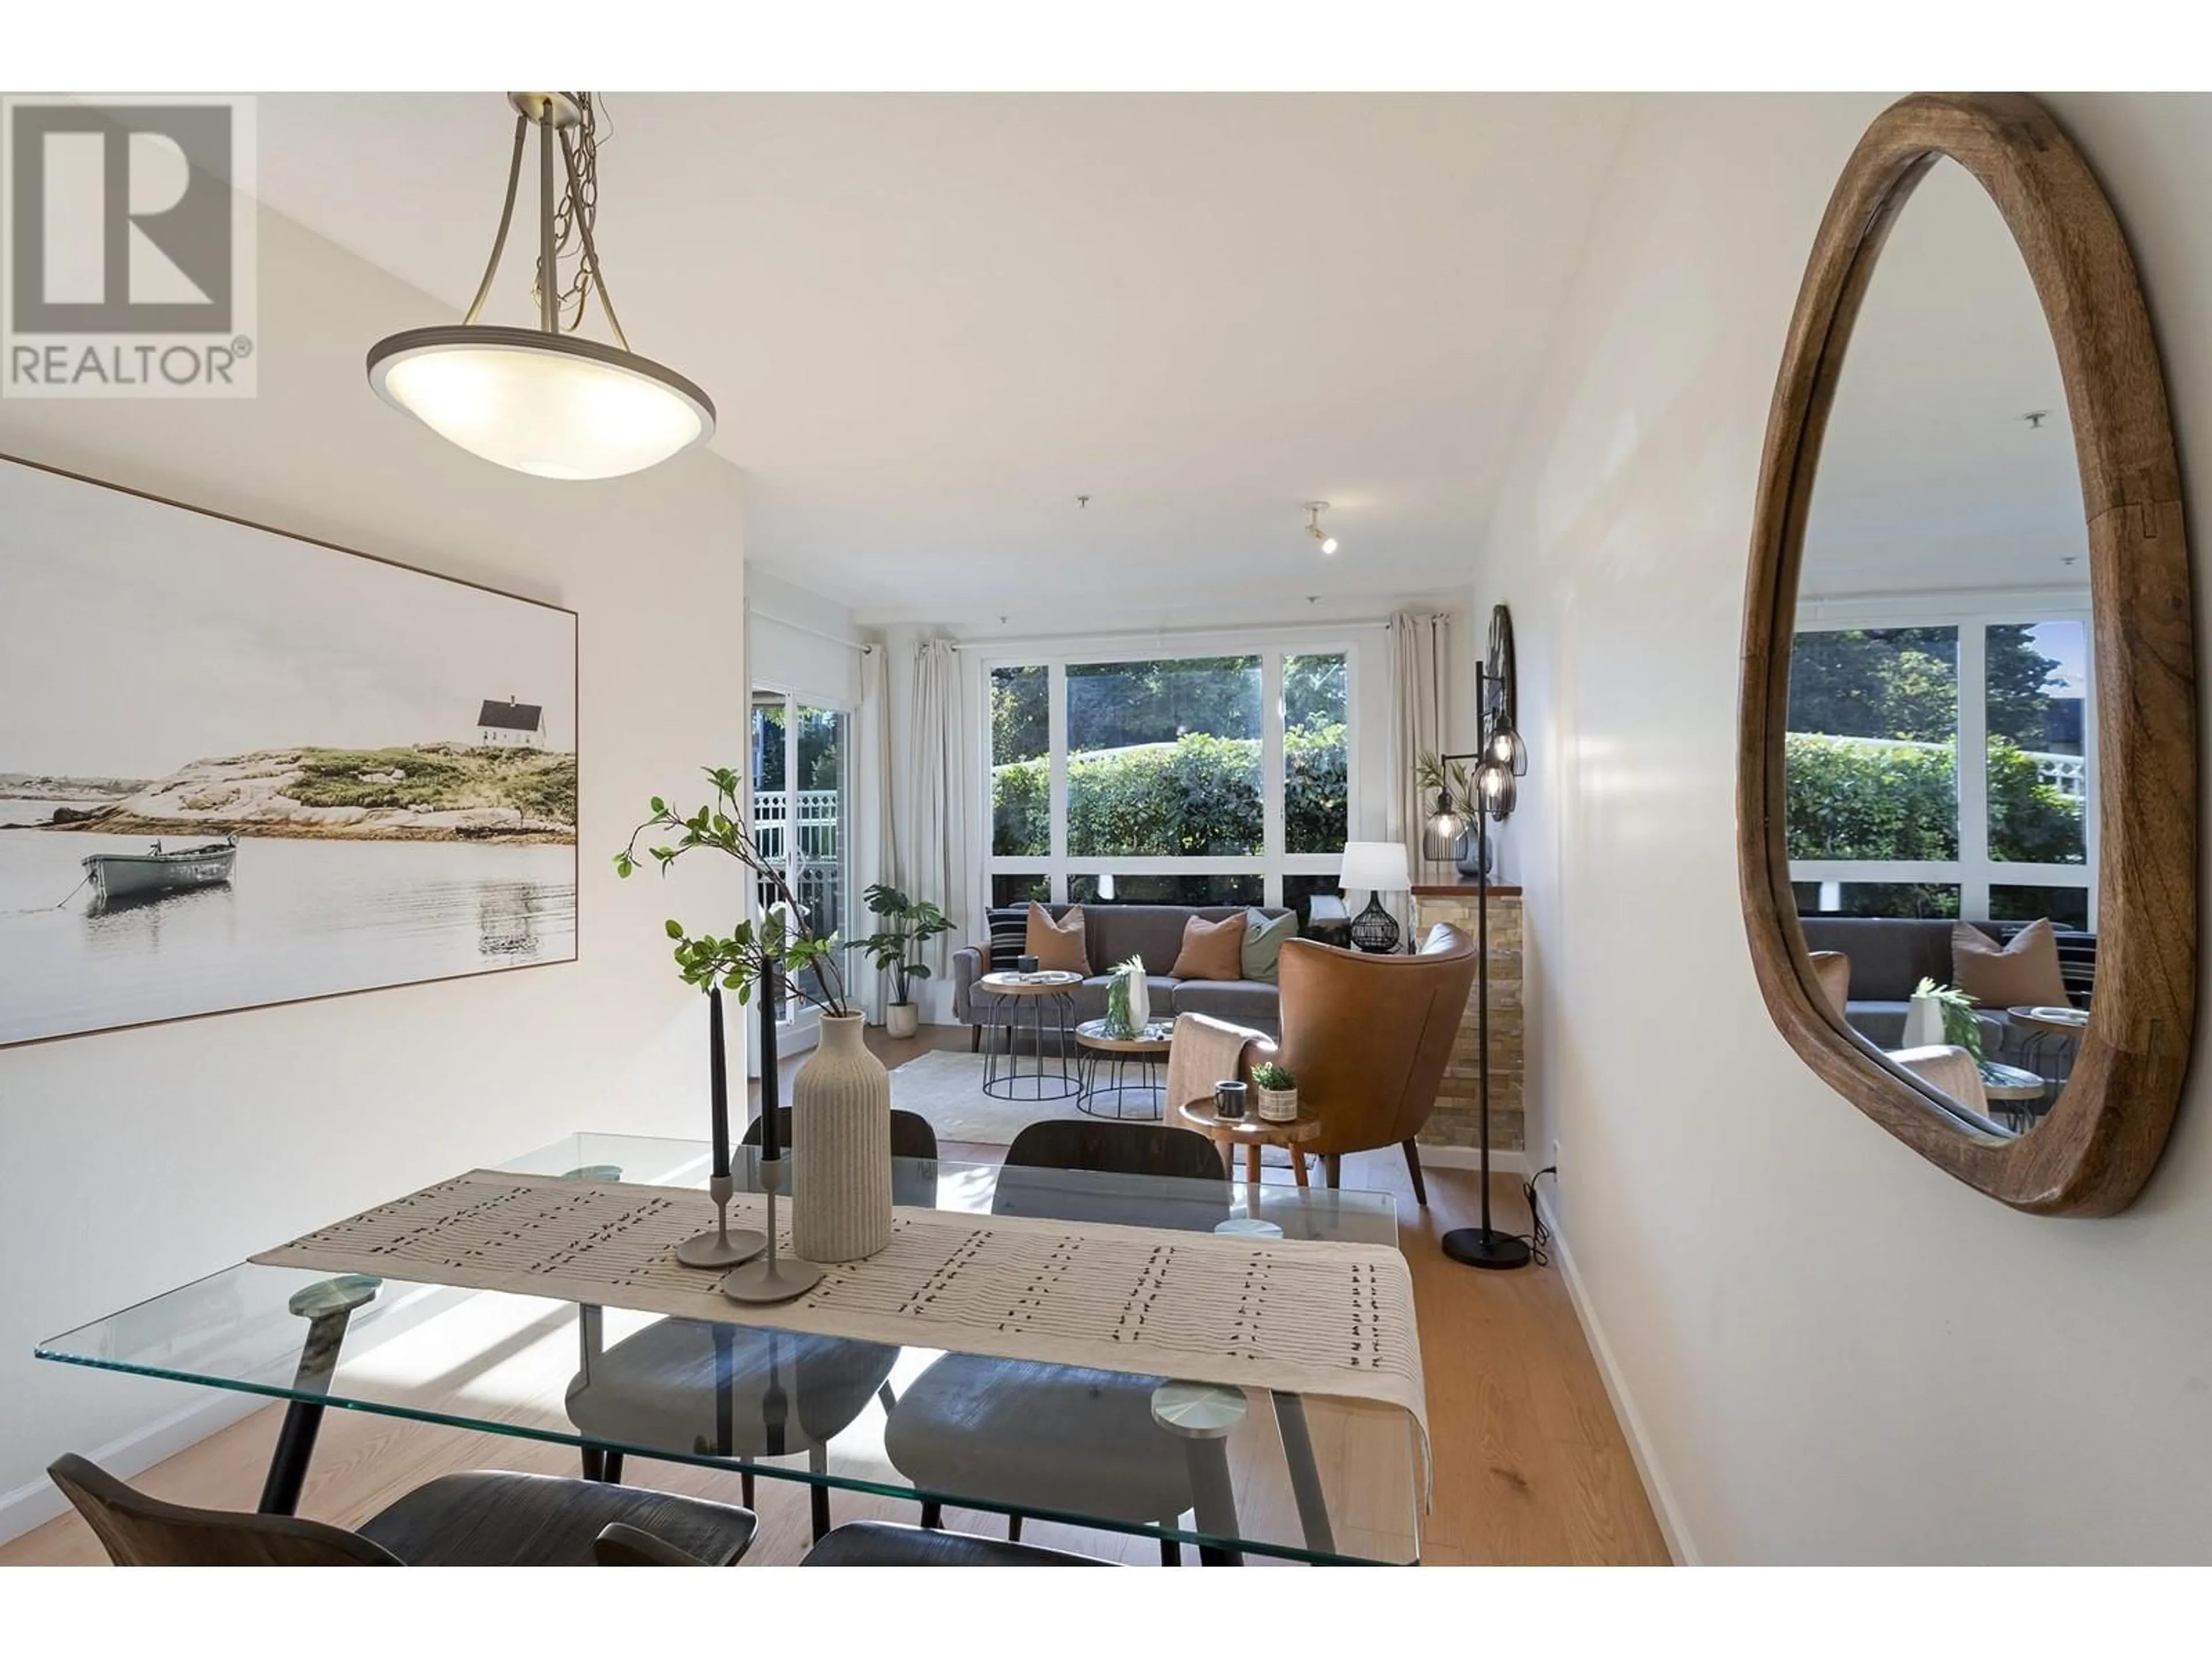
[1339,840,1412,954]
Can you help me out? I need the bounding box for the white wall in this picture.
[0,205,748,1537]
[1479,92,2212,1563]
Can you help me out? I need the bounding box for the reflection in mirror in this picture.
[1786,160,2093,1138]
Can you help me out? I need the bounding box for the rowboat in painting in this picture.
[82,836,238,905]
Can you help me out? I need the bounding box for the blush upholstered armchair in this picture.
[1170,922,1478,1203]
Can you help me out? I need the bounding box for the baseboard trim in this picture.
[1415,1143,1532,1178]
[0,1275,476,1548]
[1531,1184,1700,1566]
[0,1387,266,1544]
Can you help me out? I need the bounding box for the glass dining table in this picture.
[36,1132,1423,1566]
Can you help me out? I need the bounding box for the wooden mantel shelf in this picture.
[1410,880,1524,897]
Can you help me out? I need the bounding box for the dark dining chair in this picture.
[884,1120,1234,1566]
[802,1520,1114,1566]
[48,1454,759,1567]
[566,1112,940,1541]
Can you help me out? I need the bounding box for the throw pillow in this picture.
[1241,908,1297,984]
[1952,918,2069,1011]
[1171,912,1248,982]
[1024,903,1090,974]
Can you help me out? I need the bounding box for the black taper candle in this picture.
[757,960,782,1160]
[707,985,730,1179]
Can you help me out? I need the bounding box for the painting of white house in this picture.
[0,457,577,1047]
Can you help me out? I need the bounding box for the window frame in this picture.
[980,640,1358,910]
[1788,592,2099,928]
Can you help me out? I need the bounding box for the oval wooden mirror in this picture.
[1738,92,2195,1215]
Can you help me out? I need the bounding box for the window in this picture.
[986,647,1353,908]
[1787,613,2094,927]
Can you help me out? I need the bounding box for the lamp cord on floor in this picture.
[1513,1165,1557,1268]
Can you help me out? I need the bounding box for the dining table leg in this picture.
[1270,1391,1336,1556]
[257,1277,379,1516]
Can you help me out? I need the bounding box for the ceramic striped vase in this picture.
[791,1012,893,1262]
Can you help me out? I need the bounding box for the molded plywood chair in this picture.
[1888,1043,1992,1116]
[1808,950,1853,1021]
[1264,923,1478,1200]
[48,1454,758,1566]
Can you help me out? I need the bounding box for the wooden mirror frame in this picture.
[1738,92,2196,1215]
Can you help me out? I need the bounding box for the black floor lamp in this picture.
[1423,659,1532,1271]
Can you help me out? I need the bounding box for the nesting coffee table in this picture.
[976,971,1082,1101]
[1074,1020,1174,1120]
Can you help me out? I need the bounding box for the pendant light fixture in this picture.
[366,93,715,481]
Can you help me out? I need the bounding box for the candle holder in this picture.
[718,1154,822,1304]
[675,1171,767,1268]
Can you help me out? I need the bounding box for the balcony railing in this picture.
[752,789,843,863]
[751,788,845,942]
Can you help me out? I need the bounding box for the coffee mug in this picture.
[1214,1080,1248,1121]
[1016,953,1040,975]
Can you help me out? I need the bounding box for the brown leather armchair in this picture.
[1173,922,1475,1203]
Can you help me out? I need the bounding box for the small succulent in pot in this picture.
[1251,1061,1300,1123]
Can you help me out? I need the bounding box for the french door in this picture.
[749,687,851,1054]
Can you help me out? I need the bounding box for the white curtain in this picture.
[853,643,893,1021]
[887,637,977,1020]
[1388,611,1454,918]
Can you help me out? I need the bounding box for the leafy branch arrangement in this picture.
[1251,1061,1297,1092]
[615,766,853,1017]
[849,884,954,1007]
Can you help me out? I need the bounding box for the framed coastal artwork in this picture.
[0,454,578,1048]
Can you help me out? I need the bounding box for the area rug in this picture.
[888,1048,1303,1170]
[887,1048,1116,1145]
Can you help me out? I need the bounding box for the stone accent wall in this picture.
[1412,891,1524,1153]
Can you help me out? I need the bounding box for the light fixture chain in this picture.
[558,123,632,352]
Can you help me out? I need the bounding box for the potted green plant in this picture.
[850,882,954,1039]
[1251,1061,1300,1123]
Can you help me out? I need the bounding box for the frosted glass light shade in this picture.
[368,325,715,480]
[1339,840,1411,893]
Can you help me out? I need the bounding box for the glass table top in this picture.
[37,1132,1418,1565]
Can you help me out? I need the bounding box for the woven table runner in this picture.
[252,1168,1427,1446]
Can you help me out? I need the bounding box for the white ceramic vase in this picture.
[791,1012,893,1263]
[1125,965,1151,1034]
[885,1001,920,1040]
[1901,991,1946,1050]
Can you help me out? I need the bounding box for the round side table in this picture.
[1074,1020,1174,1120]
[1177,1097,1323,1188]
[978,971,1082,1101]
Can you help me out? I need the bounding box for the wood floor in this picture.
[0,1024,1670,1567]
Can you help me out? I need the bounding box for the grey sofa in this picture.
[1798,915,2094,1064]
[952,904,1296,1044]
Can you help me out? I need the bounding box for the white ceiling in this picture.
[1801,157,2089,603]
[252,93,1634,623]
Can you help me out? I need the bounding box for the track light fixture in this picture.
[1303,501,1339,555]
